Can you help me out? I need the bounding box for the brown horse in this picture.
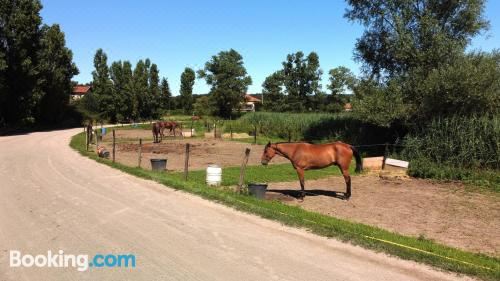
[160,121,181,137]
[261,141,362,200]
[152,122,162,143]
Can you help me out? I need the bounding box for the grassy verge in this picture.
[70,132,500,280]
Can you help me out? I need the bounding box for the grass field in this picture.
[71,131,500,280]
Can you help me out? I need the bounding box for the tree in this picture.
[198,49,252,118]
[36,24,79,124]
[345,0,489,78]
[160,77,172,112]
[261,71,284,111]
[179,67,195,114]
[91,49,114,122]
[328,66,356,95]
[0,0,43,124]
[148,63,161,118]
[281,51,323,111]
[132,60,149,119]
[193,96,214,116]
[345,0,493,124]
[110,60,132,121]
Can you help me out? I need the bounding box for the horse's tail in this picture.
[350,145,363,173]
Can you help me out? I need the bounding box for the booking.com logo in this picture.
[9,250,136,272]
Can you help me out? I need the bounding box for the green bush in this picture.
[402,115,499,169]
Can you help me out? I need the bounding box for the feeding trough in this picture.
[150,159,167,171]
[247,183,268,199]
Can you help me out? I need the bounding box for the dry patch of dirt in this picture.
[266,175,500,256]
[102,136,288,171]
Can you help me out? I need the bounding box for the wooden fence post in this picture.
[254,125,257,144]
[237,148,251,193]
[214,123,217,138]
[184,143,190,180]
[138,138,142,168]
[230,125,233,140]
[85,126,89,151]
[382,143,389,170]
[95,129,99,152]
[112,129,116,163]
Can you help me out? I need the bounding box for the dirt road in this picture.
[0,128,470,280]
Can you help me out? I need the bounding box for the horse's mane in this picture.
[274,141,315,145]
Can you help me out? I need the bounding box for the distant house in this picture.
[71,85,91,100]
[344,102,353,111]
[240,94,262,112]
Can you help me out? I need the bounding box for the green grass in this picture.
[167,162,352,186]
[71,132,500,280]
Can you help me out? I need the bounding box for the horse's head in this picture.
[261,142,277,165]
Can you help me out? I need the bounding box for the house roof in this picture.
[245,94,261,103]
[73,85,91,95]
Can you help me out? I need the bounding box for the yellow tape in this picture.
[235,199,496,271]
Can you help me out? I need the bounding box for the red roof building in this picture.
[71,85,91,100]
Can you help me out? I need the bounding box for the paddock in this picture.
[95,127,499,256]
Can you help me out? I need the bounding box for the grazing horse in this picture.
[261,141,362,200]
[152,122,162,143]
[160,121,181,137]
[191,115,201,121]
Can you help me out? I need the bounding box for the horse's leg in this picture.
[295,168,305,199]
[341,168,351,200]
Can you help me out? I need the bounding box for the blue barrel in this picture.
[101,127,107,135]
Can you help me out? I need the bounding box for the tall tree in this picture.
[110,60,130,121]
[0,0,43,124]
[179,67,195,114]
[132,60,149,119]
[148,63,161,118]
[261,71,284,111]
[198,49,252,118]
[345,0,492,123]
[328,66,355,95]
[281,51,323,111]
[36,24,79,124]
[91,49,113,122]
[160,77,172,111]
[345,0,489,78]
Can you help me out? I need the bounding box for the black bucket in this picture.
[150,159,167,171]
[248,183,268,199]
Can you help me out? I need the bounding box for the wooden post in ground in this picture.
[112,129,116,163]
[382,143,389,170]
[230,125,233,140]
[95,129,99,152]
[214,123,217,138]
[184,143,190,180]
[237,148,251,193]
[138,138,142,168]
[254,125,257,144]
[85,126,89,151]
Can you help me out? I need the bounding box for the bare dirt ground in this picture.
[266,175,500,256]
[101,129,288,171]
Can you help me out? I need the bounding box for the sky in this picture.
[40,0,500,96]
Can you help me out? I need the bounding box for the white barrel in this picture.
[206,164,222,186]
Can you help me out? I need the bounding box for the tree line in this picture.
[0,0,78,126]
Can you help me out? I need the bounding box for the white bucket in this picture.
[206,164,222,186]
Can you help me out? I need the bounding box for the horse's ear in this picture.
[267,141,271,146]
